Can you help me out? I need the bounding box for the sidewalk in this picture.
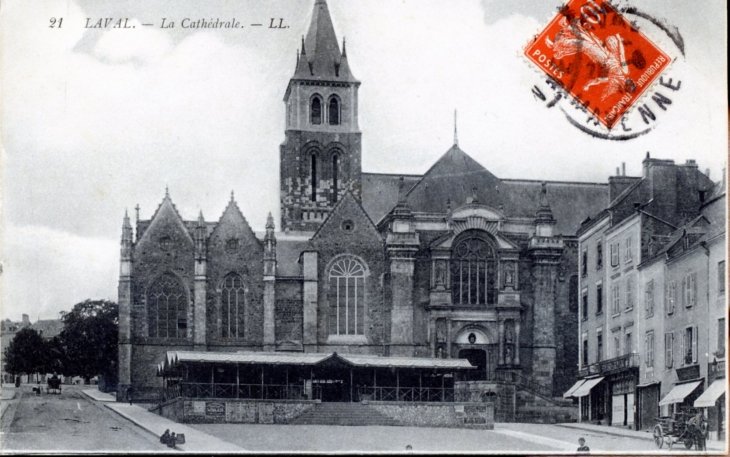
[1,387,17,418]
[557,422,727,452]
[104,403,244,452]
[81,388,116,402]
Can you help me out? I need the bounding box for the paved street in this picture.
[0,385,165,453]
[1,386,722,453]
[190,421,661,453]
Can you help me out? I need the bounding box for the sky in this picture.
[0,0,727,321]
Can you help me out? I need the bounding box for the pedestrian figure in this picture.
[126,386,133,405]
[160,429,171,445]
[405,445,412,452]
[577,437,590,453]
[167,432,177,448]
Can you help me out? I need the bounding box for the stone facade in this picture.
[118,0,613,403]
[575,155,723,432]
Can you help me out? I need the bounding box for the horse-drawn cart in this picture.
[46,376,62,394]
[653,409,708,450]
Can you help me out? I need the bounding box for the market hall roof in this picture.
[160,350,474,374]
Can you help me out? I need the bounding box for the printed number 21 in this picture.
[49,17,63,28]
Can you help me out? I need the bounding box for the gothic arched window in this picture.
[328,96,340,125]
[310,154,317,202]
[147,273,187,338]
[451,233,497,305]
[328,257,365,335]
[221,273,245,339]
[311,96,322,125]
[332,154,339,203]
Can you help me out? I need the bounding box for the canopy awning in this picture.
[160,350,474,375]
[338,354,474,369]
[659,380,702,406]
[571,377,604,397]
[694,380,726,408]
[563,379,586,398]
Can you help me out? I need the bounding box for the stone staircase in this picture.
[289,402,398,426]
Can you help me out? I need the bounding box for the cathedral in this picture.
[117,0,610,404]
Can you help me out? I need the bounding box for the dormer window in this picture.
[311,96,322,125]
[328,96,340,125]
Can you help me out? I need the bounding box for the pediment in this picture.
[430,229,519,252]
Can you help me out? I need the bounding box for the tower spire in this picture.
[454,110,458,147]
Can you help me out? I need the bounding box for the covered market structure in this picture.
[158,351,475,403]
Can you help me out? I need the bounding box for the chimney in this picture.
[643,152,651,177]
[616,167,620,176]
[22,314,29,325]
[622,162,626,176]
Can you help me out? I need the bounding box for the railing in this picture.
[359,386,454,402]
[596,353,640,375]
[529,237,564,248]
[493,371,555,399]
[709,359,726,383]
[175,382,321,401]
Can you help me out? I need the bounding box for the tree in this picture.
[59,300,118,385]
[3,328,46,380]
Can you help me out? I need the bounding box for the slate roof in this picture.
[163,350,474,372]
[293,0,357,83]
[30,319,64,339]
[361,173,421,224]
[362,145,609,235]
[500,179,609,235]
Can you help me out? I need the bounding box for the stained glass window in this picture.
[221,273,245,339]
[147,273,187,338]
[451,234,496,306]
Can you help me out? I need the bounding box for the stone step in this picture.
[290,402,398,426]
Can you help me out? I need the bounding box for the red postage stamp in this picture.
[524,0,672,129]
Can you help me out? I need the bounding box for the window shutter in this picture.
[680,331,685,365]
[690,273,697,308]
[645,334,649,366]
[681,277,687,308]
[692,325,698,364]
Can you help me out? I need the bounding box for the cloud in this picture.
[0,0,726,319]
[93,19,172,64]
[1,225,118,320]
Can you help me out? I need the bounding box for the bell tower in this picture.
[280,0,362,233]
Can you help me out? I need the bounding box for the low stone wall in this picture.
[515,405,577,423]
[153,398,317,424]
[368,402,494,429]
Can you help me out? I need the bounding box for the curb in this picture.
[102,403,184,452]
[556,423,653,440]
[556,423,726,452]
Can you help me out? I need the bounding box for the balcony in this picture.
[578,353,640,378]
[528,236,564,249]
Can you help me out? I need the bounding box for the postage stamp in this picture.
[524,0,672,129]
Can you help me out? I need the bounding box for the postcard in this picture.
[1,0,727,454]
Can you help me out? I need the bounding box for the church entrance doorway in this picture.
[316,378,347,402]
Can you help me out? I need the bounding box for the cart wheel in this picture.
[684,436,694,449]
[653,424,664,449]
